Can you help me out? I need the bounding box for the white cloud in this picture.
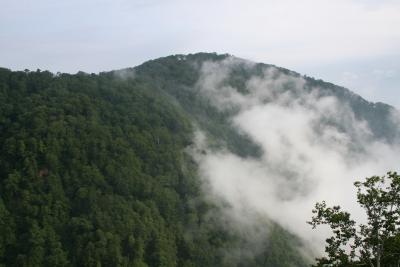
[372,69,397,79]
[191,58,400,257]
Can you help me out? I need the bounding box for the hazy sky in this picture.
[1,0,399,107]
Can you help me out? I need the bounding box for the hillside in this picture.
[0,53,399,267]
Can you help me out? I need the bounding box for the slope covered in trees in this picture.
[0,64,308,266]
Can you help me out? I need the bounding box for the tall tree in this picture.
[309,172,400,267]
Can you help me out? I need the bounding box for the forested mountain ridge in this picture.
[133,53,399,146]
[0,57,307,267]
[0,53,398,267]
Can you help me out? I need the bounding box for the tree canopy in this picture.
[0,66,307,267]
[309,172,400,267]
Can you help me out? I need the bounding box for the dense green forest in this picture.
[0,56,309,267]
[0,53,398,267]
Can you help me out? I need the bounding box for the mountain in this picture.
[0,53,398,267]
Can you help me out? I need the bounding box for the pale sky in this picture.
[1,0,399,107]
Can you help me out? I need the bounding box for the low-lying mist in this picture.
[189,57,400,256]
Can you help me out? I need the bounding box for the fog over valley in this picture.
[187,58,400,255]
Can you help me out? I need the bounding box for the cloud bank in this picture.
[190,58,400,255]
